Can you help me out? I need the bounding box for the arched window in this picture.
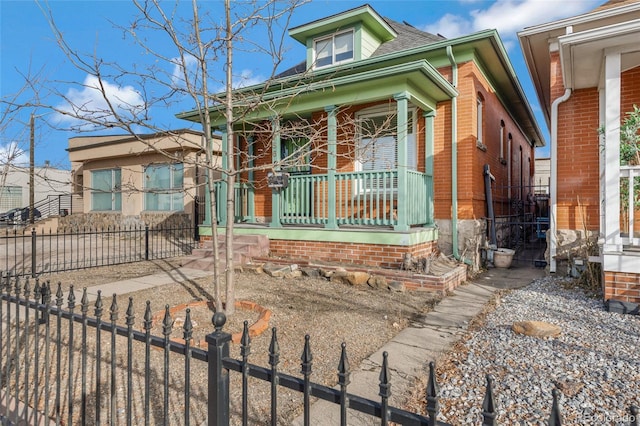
[499,120,506,162]
[476,94,485,149]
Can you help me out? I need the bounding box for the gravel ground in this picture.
[407,275,640,425]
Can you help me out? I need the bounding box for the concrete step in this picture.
[184,234,269,271]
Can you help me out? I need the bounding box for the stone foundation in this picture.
[547,229,599,275]
[436,219,487,273]
[59,212,192,231]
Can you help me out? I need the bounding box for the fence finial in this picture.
[338,342,350,386]
[212,311,226,332]
[548,388,562,426]
[426,361,440,426]
[482,374,497,425]
[631,405,639,426]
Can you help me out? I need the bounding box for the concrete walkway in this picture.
[292,264,546,425]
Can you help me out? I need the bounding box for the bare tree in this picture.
[30,0,311,314]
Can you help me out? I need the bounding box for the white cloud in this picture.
[235,69,264,88]
[0,142,28,167]
[171,54,199,89]
[423,0,600,45]
[55,74,145,129]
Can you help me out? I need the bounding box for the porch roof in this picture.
[178,59,457,124]
[178,27,544,148]
[518,1,640,128]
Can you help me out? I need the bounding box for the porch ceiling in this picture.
[559,18,640,90]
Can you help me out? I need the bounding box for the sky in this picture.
[0,0,603,170]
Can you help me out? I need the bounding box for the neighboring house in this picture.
[533,157,550,194]
[67,129,220,229]
[178,4,544,272]
[0,164,71,213]
[519,0,640,302]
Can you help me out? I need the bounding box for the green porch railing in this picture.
[214,182,254,223]
[281,169,432,228]
[210,170,432,228]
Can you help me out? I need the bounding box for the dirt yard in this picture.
[31,257,443,424]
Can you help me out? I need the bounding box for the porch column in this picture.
[394,93,409,231]
[603,50,622,252]
[270,118,282,228]
[218,126,228,226]
[423,110,436,226]
[325,105,338,229]
[247,135,255,222]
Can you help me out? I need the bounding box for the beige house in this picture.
[67,129,220,229]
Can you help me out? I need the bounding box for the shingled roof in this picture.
[276,17,444,78]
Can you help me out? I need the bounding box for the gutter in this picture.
[549,88,572,273]
[447,45,472,266]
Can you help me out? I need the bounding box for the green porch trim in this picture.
[394,92,409,232]
[424,110,435,226]
[247,135,255,222]
[198,225,438,246]
[218,126,228,226]
[270,117,282,228]
[325,105,338,229]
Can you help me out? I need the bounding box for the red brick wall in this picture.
[433,61,535,221]
[604,271,640,303]
[269,239,438,269]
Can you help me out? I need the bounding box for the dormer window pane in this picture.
[334,32,353,62]
[315,38,333,67]
[314,30,354,69]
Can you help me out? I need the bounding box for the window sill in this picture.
[476,141,487,152]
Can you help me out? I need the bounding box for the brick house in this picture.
[519,0,640,303]
[179,4,544,275]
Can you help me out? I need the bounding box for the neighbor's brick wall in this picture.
[553,54,640,232]
[604,271,640,304]
[269,239,438,269]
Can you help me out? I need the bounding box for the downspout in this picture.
[549,88,572,273]
[446,45,472,265]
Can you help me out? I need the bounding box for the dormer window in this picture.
[314,30,354,68]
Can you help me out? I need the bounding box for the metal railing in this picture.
[3,278,637,426]
[620,165,640,246]
[0,225,195,277]
[33,194,73,220]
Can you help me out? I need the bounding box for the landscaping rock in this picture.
[329,270,349,284]
[284,269,303,279]
[263,262,292,279]
[345,271,370,286]
[368,275,388,290]
[388,281,406,292]
[511,320,561,338]
[244,264,264,274]
[301,267,321,278]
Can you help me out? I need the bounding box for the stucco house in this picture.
[67,129,220,229]
[519,0,640,304]
[178,4,544,275]
[0,164,71,215]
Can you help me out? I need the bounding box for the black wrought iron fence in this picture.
[0,225,195,277]
[2,275,637,425]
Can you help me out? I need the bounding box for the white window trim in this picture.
[354,105,417,197]
[313,29,354,69]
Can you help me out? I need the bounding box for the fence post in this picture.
[144,225,149,261]
[31,228,37,278]
[207,311,231,426]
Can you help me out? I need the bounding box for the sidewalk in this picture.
[292,263,546,425]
